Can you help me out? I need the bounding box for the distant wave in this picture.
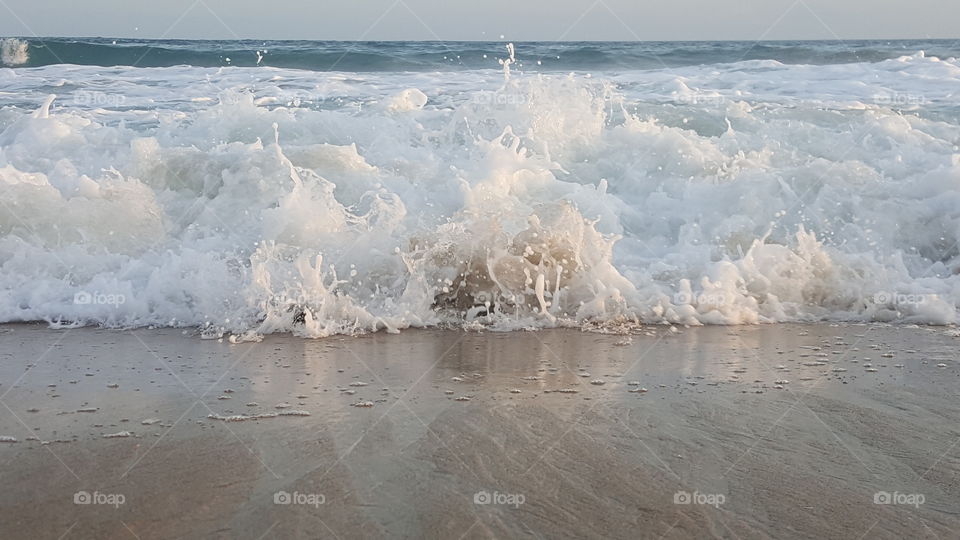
[2,37,959,71]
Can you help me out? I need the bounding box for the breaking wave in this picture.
[1,46,959,337]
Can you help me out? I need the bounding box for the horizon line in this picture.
[4,36,958,43]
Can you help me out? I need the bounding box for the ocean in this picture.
[1,38,959,337]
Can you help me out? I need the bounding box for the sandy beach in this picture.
[0,323,956,539]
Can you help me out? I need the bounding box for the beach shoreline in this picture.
[0,322,957,539]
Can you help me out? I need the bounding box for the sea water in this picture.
[1,38,959,336]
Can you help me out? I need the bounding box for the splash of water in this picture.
[0,38,28,66]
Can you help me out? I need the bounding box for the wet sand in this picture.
[0,323,958,539]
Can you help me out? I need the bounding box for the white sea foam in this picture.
[0,50,959,336]
[0,38,28,66]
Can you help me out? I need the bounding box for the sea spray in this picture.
[0,38,28,66]
[0,45,958,335]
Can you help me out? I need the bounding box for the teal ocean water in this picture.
[3,37,959,70]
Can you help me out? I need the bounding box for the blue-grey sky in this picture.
[1,0,957,40]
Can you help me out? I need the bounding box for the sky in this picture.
[1,0,957,41]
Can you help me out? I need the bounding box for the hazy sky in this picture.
[1,0,957,41]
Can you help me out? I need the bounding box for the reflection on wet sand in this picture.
[0,323,958,539]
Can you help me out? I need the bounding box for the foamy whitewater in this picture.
[1,39,959,337]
